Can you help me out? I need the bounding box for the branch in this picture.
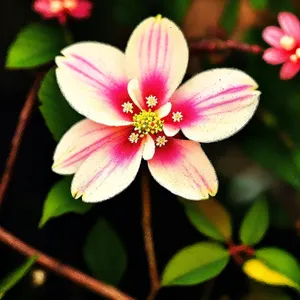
[141,171,160,300]
[189,39,264,54]
[0,226,135,300]
[0,73,44,208]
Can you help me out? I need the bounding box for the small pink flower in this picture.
[263,12,300,80]
[52,15,260,202]
[33,0,92,24]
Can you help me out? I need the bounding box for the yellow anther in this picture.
[132,109,163,136]
[156,136,168,147]
[172,111,183,122]
[50,0,63,12]
[280,35,296,51]
[290,54,298,62]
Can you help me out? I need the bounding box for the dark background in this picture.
[1,0,300,299]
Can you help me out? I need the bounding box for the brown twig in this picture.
[0,73,44,207]
[189,39,264,54]
[141,171,160,300]
[0,226,135,300]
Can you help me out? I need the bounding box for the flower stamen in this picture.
[128,133,139,143]
[50,0,63,12]
[146,95,158,108]
[64,0,77,9]
[133,109,163,137]
[156,136,168,147]
[280,35,296,51]
[122,101,134,113]
[172,111,183,122]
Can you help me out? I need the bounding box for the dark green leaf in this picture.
[38,68,82,141]
[161,242,229,286]
[250,0,269,10]
[183,198,232,242]
[164,0,190,25]
[39,177,92,228]
[84,218,127,285]
[6,23,65,68]
[220,0,240,34]
[256,247,300,288]
[268,0,296,13]
[0,256,37,298]
[239,196,269,245]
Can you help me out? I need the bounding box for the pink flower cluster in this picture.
[33,0,92,24]
[263,12,300,80]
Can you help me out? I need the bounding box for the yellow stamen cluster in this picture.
[133,109,164,137]
[280,35,296,51]
[156,136,168,147]
[290,48,300,62]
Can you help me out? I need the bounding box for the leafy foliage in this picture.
[162,242,229,286]
[0,257,37,298]
[249,0,269,10]
[84,218,127,286]
[39,177,92,228]
[239,196,269,245]
[220,0,240,34]
[6,23,65,68]
[183,198,232,242]
[244,248,300,289]
[38,68,82,141]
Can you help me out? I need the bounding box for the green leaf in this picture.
[164,0,190,25]
[161,242,229,286]
[220,0,240,34]
[39,177,92,228]
[0,256,37,297]
[6,23,65,69]
[183,198,232,242]
[255,248,300,289]
[84,218,127,285]
[38,68,82,141]
[249,0,269,10]
[268,0,296,13]
[239,196,269,245]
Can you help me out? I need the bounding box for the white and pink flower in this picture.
[33,0,92,24]
[263,12,300,80]
[52,15,260,202]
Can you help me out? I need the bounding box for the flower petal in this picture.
[262,26,284,48]
[72,127,143,202]
[127,78,143,110]
[53,119,129,175]
[263,48,289,65]
[165,68,260,142]
[143,135,155,160]
[280,61,300,80]
[56,42,135,126]
[125,15,188,107]
[148,139,218,200]
[156,102,172,118]
[68,0,93,18]
[278,12,300,41]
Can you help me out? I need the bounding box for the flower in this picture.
[33,0,92,24]
[262,12,300,80]
[52,15,260,202]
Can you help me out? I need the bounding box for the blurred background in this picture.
[2,0,300,299]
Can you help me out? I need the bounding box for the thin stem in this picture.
[0,226,135,300]
[141,171,160,300]
[0,73,44,208]
[189,39,264,54]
